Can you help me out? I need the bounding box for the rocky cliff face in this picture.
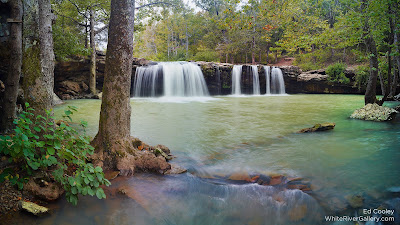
[54,57,365,100]
[279,66,362,94]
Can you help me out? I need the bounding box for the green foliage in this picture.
[53,24,90,61]
[0,103,110,205]
[354,65,370,90]
[192,50,219,62]
[326,63,350,84]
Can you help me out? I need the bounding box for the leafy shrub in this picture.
[326,63,350,84]
[354,65,370,90]
[193,50,219,62]
[0,103,110,205]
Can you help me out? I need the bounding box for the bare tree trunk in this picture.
[0,0,23,134]
[362,0,378,105]
[92,0,135,169]
[225,53,228,63]
[185,24,189,59]
[89,6,97,94]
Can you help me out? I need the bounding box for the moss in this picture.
[22,45,41,90]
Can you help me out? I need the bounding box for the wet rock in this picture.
[23,178,64,201]
[256,174,271,185]
[298,122,335,133]
[269,175,284,186]
[228,171,251,182]
[134,152,171,174]
[346,195,364,208]
[104,171,120,180]
[19,201,49,216]
[164,164,187,175]
[153,148,172,160]
[350,103,398,121]
[155,144,171,155]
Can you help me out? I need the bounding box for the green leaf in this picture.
[21,134,28,142]
[33,126,41,132]
[81,186,88,195]
[68,177,75,186]
[47,146,55,155]
[84,177,89,184]
[94,167,102,173]
[71,186,78,195]
[37,141,45,147]
[87,187,95,196]
[95,188,106,199]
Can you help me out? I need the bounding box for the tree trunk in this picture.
[23,0,54,116]
[89,7,97,94]
[0,0,23,134]
[362,0,378,105]
[92,0,135,169]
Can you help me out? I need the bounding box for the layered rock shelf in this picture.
[54,55,366,100]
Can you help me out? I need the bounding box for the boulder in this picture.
[164,164,187,175]
[52,92,63,105]
[298,122,335,133]
[350,103,398,121]
[19,201,49,216]
[59,80,81,95]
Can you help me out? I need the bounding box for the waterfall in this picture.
[134,64,162,97]
[264,66,271,95]
[133,62,209,97]
[231,65,242,95]
[271,67,286,94]
[251,65,260,95]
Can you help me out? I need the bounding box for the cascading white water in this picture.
[231,65,242,95]
[271,67,286,94]
[134,64,161,97]
[133,62,209,97]
[251,65,260,95]
[263,66,271,95]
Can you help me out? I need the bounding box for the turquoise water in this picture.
[10,94,399,225]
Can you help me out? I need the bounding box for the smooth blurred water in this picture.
[26,94,399,225]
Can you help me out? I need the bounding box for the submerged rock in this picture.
[19,201,49,216]
[346,195,364,208]
[298,122,335,133]
[350,103,398,121]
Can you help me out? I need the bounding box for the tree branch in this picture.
[95,24,109,35]
[67,0,88,19]
[135,2,173,10]
[54,11,89,27]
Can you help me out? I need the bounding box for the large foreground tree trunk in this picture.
[22,0,54,116]
[0,0,23,134]
[91,0,171,175]
[92,0,135,169]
